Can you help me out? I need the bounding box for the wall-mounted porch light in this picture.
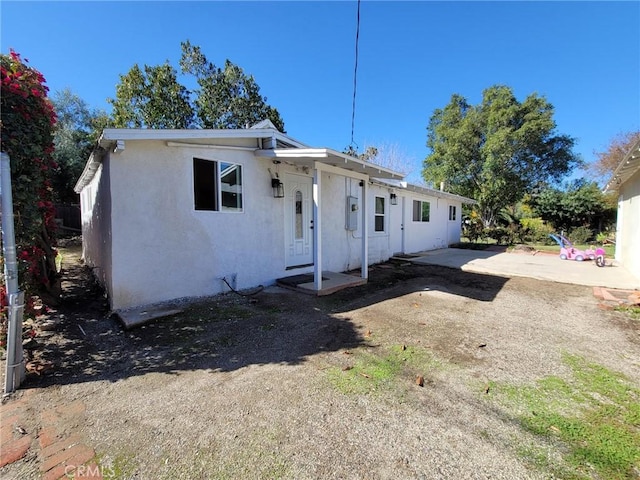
[272,178,285,198]
[390,193,398,205]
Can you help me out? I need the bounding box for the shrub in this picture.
[569,226,593,245]
[520,217,554,243]
[1,51,60,305]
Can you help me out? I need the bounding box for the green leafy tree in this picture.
[423,85,579,227]
[108,62,194,128]
[51,88,110,202]
[180,41,285,131]
[532,179,616,234]
[1,50,60,301]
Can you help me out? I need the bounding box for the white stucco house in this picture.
[74,121,475,311]
[604,136,640,280]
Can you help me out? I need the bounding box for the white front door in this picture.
[390,196,404,255]
[285,173,314,268]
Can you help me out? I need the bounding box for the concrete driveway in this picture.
[407,248,640,290]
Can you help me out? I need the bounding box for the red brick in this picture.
[0,434,32,467]
[41,434,83,459]
[600,289,618,302]
[43,463,72,480]
[41,443,86,472]
[41,408,61,425]
[1,425,15,445]
[38,425,61,449]
[0,413,21,426]
[65,446,96,473]
[0,398,30,419]
[592,286,603,299]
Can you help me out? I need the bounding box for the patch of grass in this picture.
[97,451,138,479]
[488,353,640,479]
[531,243,615,257]
[168,441,291,479]
[327,344,440,395]
[450,241,493,250]
[615,305,640,320]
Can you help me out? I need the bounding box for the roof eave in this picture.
[98,128,309,149]
[603,137,640,193]
[254,148,403,179]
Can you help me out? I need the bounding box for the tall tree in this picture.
[108,62,194,128]
[588,130,640,181]
[531,179,616,233]
[1,50,60,300]
[423,85,579,226]
[180,41,285,131]
[51,88,110,202]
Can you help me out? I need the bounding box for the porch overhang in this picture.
[254,148,403,180]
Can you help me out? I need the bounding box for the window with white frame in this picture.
[193,158,243,212]
[374,196,385,232]
[412,200,430,222]
[449,205,457,221]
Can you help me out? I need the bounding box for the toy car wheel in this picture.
[596,255,605,267]
[560,254,567,260]
[575,255,584,262]
[589,254,595,260]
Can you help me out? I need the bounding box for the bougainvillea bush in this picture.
[1,50,60,346]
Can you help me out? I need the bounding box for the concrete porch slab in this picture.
[116,305,184,330]
[277,271,366,296]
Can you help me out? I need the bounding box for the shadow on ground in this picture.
[22,253,509,388]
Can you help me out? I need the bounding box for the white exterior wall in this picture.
[80,138,467,310]
[399,193,462,254]
[106,140,291,309]
[616,168,640,279]
[79,158,113,296]
[316,176,393,272]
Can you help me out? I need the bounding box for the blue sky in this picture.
[2,1,639,183]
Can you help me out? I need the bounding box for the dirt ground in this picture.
[2,242,639,479]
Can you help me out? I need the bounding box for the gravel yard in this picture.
[2,245,639,479]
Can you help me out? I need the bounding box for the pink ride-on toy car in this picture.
[549,234,595,262]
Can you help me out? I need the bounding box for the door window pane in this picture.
[295,190,303,239]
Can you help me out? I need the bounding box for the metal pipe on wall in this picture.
[1,152,26,393]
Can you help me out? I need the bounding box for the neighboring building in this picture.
[74,121,475,311]
[604,137,640,280]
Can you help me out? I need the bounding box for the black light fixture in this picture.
[390,193,398,205]
[272,178,284,198]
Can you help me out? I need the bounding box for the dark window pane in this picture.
[413,200,420,221]
[194,158,218,211]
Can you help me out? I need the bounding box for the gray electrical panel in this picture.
[346,196,358,230]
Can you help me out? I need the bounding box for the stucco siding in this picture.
[80,135,470,310]
[617,167,640,279]
[107,140,286,309]
[79,158,113,296]
[401,194,454,253]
